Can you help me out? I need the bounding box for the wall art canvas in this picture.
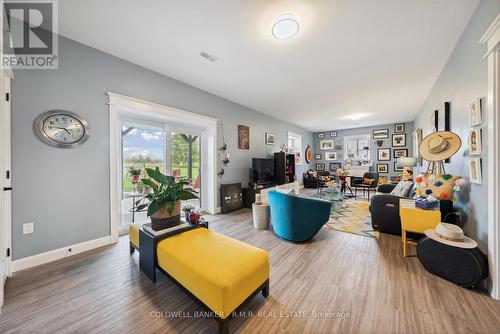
[265,132,274,145]
[378,148,390,161]
[316,163,325,171]
[377,164,388,173]
[392,134,406,147]
[325,152,338,161]
[469,99,482,126]
[238,125,249,149]
[320,140,334,150]
[469,128,482,156]
[373,129,389,139]
[469,158,482,184]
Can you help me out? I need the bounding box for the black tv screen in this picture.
[252,158,274,184]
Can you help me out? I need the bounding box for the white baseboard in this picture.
[11,236,113,273]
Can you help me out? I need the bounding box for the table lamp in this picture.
[397,157,417,181]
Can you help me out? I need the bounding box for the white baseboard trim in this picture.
[11,236,113,273]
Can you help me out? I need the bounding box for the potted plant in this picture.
[128,166,142,183]
[135,168,198,231]
[182,204,195,222]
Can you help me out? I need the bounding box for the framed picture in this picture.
[314,153,322,160]
[320,140,334,150]
[329,162,342,172]
[325,152,337,161]
[469,99,482,126]
[315,163,325,171]
[238,125,249,149]
[394,123,405,133]
[469,158,482,184]
[373,129,389,139]
[330,131,337,137]
[265,132,274,145]
[334,144,342,150]
[377,164,388,173]
[377,148,391,161]
[392,134,406,147]
[414,128,423,166]
[393,149,408,159]
[317,133,325,139]
[394,161,404,172]
[469,128,482,155]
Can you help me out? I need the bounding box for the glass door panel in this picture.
[171,131,201,209]
[121,122,165,231]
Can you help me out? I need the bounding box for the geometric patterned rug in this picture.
[322,200,379,239]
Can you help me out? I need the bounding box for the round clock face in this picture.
[35,111,90,148]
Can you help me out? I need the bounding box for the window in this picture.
[344,135,370,160]
[288,132,302,165]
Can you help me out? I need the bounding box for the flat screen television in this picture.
[252,158,274,185]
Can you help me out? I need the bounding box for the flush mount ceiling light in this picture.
[272,14,299,39]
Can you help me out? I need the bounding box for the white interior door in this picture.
[0,70,12,308]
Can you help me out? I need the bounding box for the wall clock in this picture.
[35,110,90,148]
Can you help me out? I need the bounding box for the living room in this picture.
[1,1,500,333]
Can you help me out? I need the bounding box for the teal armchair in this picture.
[268,191,332,242]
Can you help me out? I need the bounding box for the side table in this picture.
[252,203,270,229]
[400,206,441,257]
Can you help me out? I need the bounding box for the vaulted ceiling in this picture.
[59,0,479,131]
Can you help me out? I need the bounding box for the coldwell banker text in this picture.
[2,0,58,69]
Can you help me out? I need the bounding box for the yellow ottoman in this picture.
[156,228,269,333]
[129,223,140,254]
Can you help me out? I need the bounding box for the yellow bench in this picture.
[128,223,140,254]
[140,226,269,334]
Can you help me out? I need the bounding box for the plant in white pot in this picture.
[135,168,198,231]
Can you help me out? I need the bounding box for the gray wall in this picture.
[11,36,313,260]
[413,0,500,251]
[313,122,414,178]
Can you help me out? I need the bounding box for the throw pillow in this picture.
[390,181,414,197]
[415,173,459,200]
[362,177,374,185]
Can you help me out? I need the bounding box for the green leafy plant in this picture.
[135,168,198,217]
[128,166,142,176]
[182,204,195,213]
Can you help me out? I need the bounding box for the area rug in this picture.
[323,201,379,239]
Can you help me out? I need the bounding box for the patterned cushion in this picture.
[362,177,374,185]
[390,181,414,197]
[415,173,459,200]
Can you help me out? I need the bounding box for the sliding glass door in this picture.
[119,121,202,233]
[121,121,165,231]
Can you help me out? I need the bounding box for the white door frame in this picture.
[107,92,218,242]
[0,68,13,308]
[480,13,500,300]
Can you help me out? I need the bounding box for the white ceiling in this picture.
[59,0,478,132]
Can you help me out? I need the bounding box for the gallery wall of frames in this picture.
[312,122,414,179]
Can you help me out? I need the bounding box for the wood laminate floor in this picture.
[1,208,500,333]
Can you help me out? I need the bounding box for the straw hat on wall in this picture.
[419,131,462,162]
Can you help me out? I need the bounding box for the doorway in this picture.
[109,92,218,241]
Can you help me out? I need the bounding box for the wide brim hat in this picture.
[425,223,477,249]
[419,131,461,162]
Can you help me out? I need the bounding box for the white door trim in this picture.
[480,13,500,300]
[107,92,218,242]
[0,69,13,309]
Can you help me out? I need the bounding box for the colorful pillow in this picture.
[390,181,414,197]
[362,178,374,185]
[415,173,460,200]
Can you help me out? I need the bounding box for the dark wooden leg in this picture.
[354,187,357,199]
[218,318,229,334]
[129,242,135,255]
[262,279,269,297]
